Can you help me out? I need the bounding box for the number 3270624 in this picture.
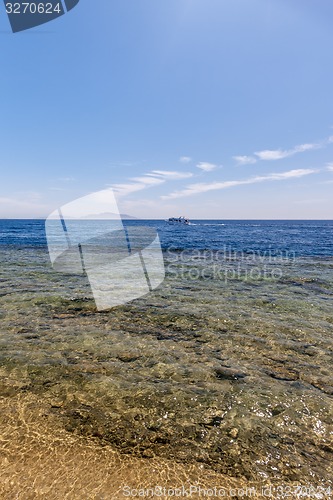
[5,3,62,14]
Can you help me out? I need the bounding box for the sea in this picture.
[0,219,333,497]
[1,219,333,255]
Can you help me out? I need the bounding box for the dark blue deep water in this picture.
[0,219,333,257]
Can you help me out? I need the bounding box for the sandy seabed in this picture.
[0,393,250,499]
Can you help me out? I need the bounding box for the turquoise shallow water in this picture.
[0,220,333,486]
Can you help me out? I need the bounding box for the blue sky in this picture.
[1,0,333,218]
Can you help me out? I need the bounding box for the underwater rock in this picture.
[215,367,247,380]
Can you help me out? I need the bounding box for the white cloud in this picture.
[294,143,320,153]
[112,175,164,197]
[111,169,193,197]
[255,141,321,161]
[326,163,333,172]
[162,169,317,200]
[147,170,193,180]
[196,162,218,172]
[255,149,290,161]
[233,155,257,166]
[179,156,192,163]
[235,134,333,165]
[270,169,316,179]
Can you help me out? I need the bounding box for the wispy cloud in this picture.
[196,162,218,172]
[255,149,290,161]
[233,135,333,165]
[326,163,333,172]
[112,176,164,197]
[162,169,317,200]
[112,169,193,197]
[147,170,193,180]
[57,176,75,182]
[233,155,257,166]
[255,141,321,161]
[179,156,192,163]
[110,161,141,168]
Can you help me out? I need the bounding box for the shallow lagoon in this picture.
[0,221,333,497]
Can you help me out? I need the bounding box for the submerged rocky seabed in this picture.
[0,246,333,491]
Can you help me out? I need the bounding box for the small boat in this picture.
[167,216,190,225]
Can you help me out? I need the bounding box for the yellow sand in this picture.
[0,394,253,499]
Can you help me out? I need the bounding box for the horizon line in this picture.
[0,218,333,221]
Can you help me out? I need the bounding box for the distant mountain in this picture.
[120,213,137,220]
